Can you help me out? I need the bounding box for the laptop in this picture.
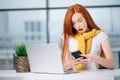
[26,43,78,74]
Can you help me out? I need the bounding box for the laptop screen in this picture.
[26,43,64,74]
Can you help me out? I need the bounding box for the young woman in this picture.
[62,4,115,72]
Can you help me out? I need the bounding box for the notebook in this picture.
[26,43,78,74]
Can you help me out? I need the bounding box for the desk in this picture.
[0,69,120,80]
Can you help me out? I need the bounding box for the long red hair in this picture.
[62,4,101,64]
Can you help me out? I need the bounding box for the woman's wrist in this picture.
[93,55,99,63]
[90,54,99,63]
[63,64,73,71]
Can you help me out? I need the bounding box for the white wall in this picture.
[0,0,120,9]
[0,0,46,9]
[49,0,120,7]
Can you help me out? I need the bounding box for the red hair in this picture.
[62,4,101,64]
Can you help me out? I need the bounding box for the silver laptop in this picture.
[26,43,74,74]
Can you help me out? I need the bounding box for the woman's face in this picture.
[72,12,89,34]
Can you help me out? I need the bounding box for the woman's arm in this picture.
[95,38,115,69]
[78,38,115,69]
[61,39,76,71]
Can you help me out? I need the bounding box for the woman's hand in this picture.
[76,54,97,64]
[63,57,84,71]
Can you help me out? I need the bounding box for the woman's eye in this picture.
[78,19,83,22]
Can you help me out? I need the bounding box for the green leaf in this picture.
[14,43,27,57]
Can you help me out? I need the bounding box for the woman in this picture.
[62,4,114,72]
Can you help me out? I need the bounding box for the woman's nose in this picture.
[76,23,81,28]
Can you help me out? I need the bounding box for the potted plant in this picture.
[14,43,30,72]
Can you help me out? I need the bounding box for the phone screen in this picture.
[71,50,86,59]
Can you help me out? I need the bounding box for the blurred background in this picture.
[0,0,120,70]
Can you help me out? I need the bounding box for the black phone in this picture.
[71,50,86,59]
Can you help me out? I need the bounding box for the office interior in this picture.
[0,0,120,70]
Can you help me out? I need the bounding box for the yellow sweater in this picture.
[72,29,103,70]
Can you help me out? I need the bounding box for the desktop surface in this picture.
[0,69,120,80]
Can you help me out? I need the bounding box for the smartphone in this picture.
[71,50,86,59]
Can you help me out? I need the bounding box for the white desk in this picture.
[0,69,120,80]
